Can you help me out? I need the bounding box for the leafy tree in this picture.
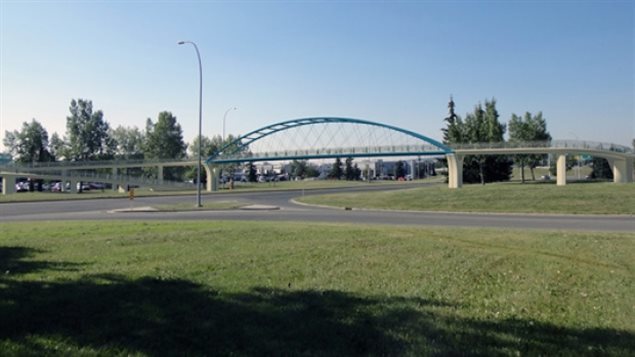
[442,98,512,184]
[395,160,406,179]
[145,111,187,181]
[3,119,54,163]
[66,99,115,161]
[110,126,145,160]
[305,164,320,178]
[508,112,552,182]
[328,158,343,179]
[49,132,69,161]
[290,160,308,179]
[461,99,512,184]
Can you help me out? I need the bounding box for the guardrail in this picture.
[450,140,634,154]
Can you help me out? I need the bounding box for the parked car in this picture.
[51,182,63,192]
[15,182,29,192]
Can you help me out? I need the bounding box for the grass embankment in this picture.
[298,182,635,215]
[1,221,633,355]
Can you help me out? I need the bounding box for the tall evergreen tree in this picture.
[395,160,406,179]
[344,157,356,180]
[247,162,258,182]
[329,157,343,179]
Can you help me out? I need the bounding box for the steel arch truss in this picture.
[207,117,452,164]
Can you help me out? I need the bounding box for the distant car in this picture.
[89,182,106,190]
[15,182,28,192]
[51,182,63,192]
[540,175,551,181]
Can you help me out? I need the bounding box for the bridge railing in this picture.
[450,140,634,154]
[0,166,192,188]
[0,157,197,170]
[215,144,446,161]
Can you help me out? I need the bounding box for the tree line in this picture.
[3,99,238,181]
[4,97,629,183]
[441,97,626,183]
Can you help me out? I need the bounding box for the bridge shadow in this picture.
[1,247,632,355]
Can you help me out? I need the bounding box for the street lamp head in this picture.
[177,41,186,45]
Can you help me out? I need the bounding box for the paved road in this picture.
[1,183,633,232]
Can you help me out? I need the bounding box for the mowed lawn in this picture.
[1,221,633,355]
[297,182,635,215]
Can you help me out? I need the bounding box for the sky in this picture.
[1,0,633,152]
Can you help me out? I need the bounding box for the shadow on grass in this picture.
[1,247,633,355]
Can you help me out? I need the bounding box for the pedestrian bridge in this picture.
[208,117,634,188]
[1,117,633,195]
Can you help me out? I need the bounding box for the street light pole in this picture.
[222,107,238,141]
[178,40,203,207]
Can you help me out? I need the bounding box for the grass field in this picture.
[1,221,633,355]
[298,182,635,215]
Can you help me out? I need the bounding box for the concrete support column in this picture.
[70,179,78,194]
[157,165,164,185]
[556,154,567,186]
[112,167,119,191]
[204,164,213,192]
[627,159,634,183]
[211,167,219,192]
[446,154,463,189]
[61,171,69,192]
[608,158,628,183]
[1,175,16,195]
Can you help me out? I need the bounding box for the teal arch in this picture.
[207,117,453,164]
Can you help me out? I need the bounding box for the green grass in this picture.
[298,182,635,215]
[0,221,633,355]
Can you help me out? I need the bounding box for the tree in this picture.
[590,157,613,180]
[145,111,187,181]
[442,96,464,144]
[247,162,258,182]
[305,164,320,178]
[508,112,552,182]
[328,158,343,179]
[442,97,512,184]
[353,163,362,181]
[395,160,406,179]
[290,160,308,179]
[110,126,145,160]
[49,132,69,161]
[66,99,114,161]
[3,119,54,163]
[344,157,357,180]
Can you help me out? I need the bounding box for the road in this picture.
[1,183,633,232]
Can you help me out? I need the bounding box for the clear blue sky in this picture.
[1,0,633,151]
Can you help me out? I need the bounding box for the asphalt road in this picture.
[1,183,633,232]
